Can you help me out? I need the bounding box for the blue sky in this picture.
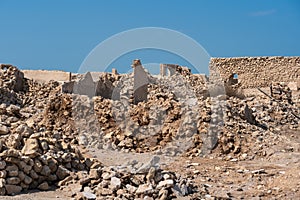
[0,0,299,74]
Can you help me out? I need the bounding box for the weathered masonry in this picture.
[209,56,300,89]
[132,59,149,104]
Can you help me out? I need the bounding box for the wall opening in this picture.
[233,73,238,79]
[228,73,238,85]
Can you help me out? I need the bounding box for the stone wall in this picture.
[0,64,25,92]
[209,57,300,89]
[22,70,71,83]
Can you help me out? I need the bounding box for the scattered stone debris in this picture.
[0,61,299,199]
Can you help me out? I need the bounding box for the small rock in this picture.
[6,177,20,185]
[146,167,156,183]
[19,161,32,174]
[40,141,49,151]
[68,183,82,196]
[40,165,51,176]
[0,170,7,178]
[101,172,111,180]
[33,159,43,173]
[158,189,169,200]
[47,174,57,182]
[136,183,154,195]
[56,165,70,180]
[126,184,137,194]
[20,182,29,189]
[38,181,49,190]
[251,169,266,174]
[82,191,96,200]
[5,184,22,195]
[0,161,6,170]
[21,138,40,158]
[0,178,5,187]
[23,175,32,185]
[0,124,9,135]
[230,158,238,162]
[157,179,174,189]
[58,176,73,187]
[110,177,121,190]
[0,187,5,195]
[30,169,39,179]
[6,164,18,176]
[89,169,99,179]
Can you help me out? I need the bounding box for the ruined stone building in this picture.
[209,56,300,89]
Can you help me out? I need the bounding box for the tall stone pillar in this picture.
[160,64,166,76]
[132,59,148,105]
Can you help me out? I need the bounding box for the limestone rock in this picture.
[0,170,7,178]
[82,191,96,200]
[56,165,70,180]
[6,177,21,185]
[157,179,174,189]
[0,178,5,187]
[38,182,49,191]
[23,175,32,185]
[21,139,40,158]
[0,161,6,170]
[0,124,9,135]
[6,165,18,177]
[110,177,121,191]
[136,183,154,195]
[5,184,22,195]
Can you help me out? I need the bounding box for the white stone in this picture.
[157,179,174,189]
[110,177,121,190]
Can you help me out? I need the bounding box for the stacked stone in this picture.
[0,67,102,195]
[1,63,299,198]
[210,56,300,89]
[0,95,101,195]
[59,158,198,200]
[0,64,24,92]
[0,64,25,105]
[0,88,21,106]
[271,82,293,104]
[175,65,191,77]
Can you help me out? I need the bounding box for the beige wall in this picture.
[209,57,300,89]
[22,70,71,83]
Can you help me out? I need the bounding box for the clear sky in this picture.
[0,0,300,74]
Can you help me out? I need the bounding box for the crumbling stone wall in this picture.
[210,57,300,89]
[0,64,25,92]
[22,70,71,83]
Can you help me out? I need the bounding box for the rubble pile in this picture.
[0,65,24,105]
[271,82,293,103]
[214,89,300,160]
[176,66,209,98]
[79,70,299,160]
[0,64,299,198]
[83,72,210,156]
[60,157,199,200]
[0,64,24,92]
[91,84,183,154]
[0,69,102,195]
[0,65,202,198]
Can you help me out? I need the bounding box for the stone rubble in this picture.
[0,63,299,199]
